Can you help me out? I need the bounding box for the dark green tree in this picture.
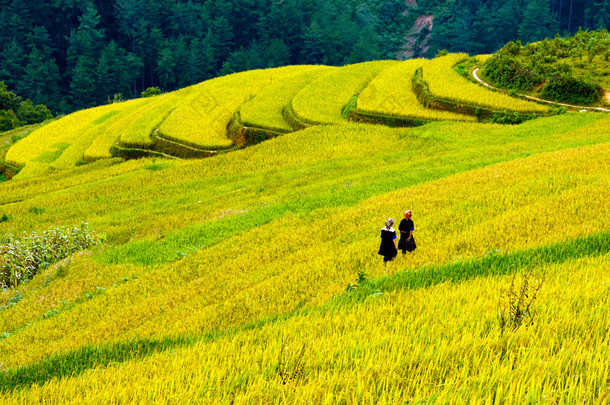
[66,3,105,70]
[0,81,21,112]
[346,28,380,64]
[21,49,62,108]
[0,40,26,92]
[156,46,177,89]
[257,0,305,63]
[265,39,292,68]
[519,0,557,43]
[17,99,52,125]
[210,16,235,62]
[376,0,410,59]
[301,21,329,64]
[96,41,142,98]
[496,0,523,47]
[70,56,98,108]
[0,110,19,132]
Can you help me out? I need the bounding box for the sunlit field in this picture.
[1,52,609,403]
[357,59,476,122]
[423,53,549,114]
[290,60,399,124]
[240,66,336,132]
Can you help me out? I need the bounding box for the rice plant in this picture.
[240,66,336,132]
[291,60,399,124]
[423,53,549,113]
[357,59,476,122]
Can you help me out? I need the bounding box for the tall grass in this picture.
[1,230,607,394]
[1,224,103,289]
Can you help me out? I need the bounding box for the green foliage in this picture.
[3,0,600,115]
[141,87,162,98]
[541,73,604,105]
[0,82,21,112]
[0,0,426,114]
[145,162,174,171]
[491,111,538,125]
[482,30,609,104]
[16,100,53,125]
[0,110,20,132]
[0,82,53,131]
[28,207,46,214]
[0,223,104,289]
[454,58,478,78]
[107,94,124,104]
[483,54,544,92]
[503,40,522,56]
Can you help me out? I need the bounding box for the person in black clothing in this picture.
[378,218,398,262]
[398,210,416,255]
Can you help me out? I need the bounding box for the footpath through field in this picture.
[472,68,610,113]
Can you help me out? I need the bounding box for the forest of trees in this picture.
[0,0,607,115]
[427,0,609,56]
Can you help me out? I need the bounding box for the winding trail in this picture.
[472,68,610,113]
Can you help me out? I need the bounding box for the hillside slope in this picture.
[0,54,609,403]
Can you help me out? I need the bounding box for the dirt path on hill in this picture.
[472,68,610,113]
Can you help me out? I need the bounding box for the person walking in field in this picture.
[378,218,398,262]
[398,210,416,255]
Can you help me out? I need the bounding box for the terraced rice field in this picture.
[423,53,549,114]
[240,66,337,132]
[290,60,399,124]
[357,59,476,122]
[3,55,557,180]
[1,54,609,403]
[83,98,153,161]
[157,69,286,149]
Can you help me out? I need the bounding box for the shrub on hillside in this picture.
[16,100,53,125]
[0,82,53,131]
[483,53,544,91]
[541,72,604,105]
[141,87,162,98]
[1,223,103,289]
[501,40,522,56]
[0,110,20,132]
[491,110,538,125]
